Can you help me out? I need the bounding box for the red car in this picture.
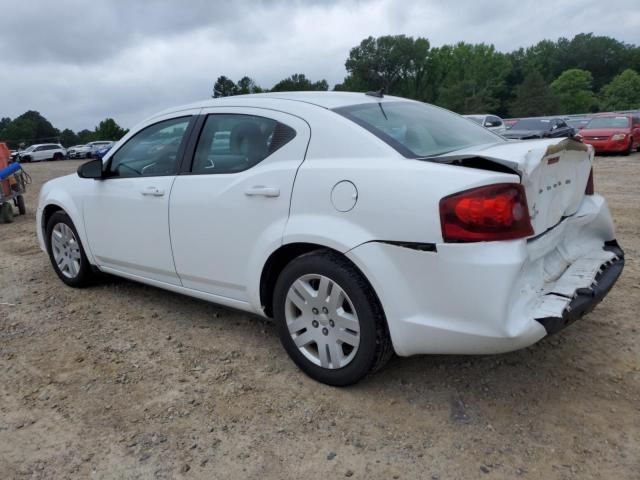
[578,114,640,155]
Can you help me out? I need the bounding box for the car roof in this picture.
[158,91,413,116]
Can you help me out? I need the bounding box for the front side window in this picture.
[191,114,295,174]
[334,101,502,158]
[107,117,190,178]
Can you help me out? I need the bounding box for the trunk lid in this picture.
[430,138,593,236]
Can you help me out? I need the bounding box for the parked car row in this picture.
[67,141,114,159]
[10,140,115,162]
[468,110,639,155]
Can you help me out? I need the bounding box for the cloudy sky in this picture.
[1,0,639,132]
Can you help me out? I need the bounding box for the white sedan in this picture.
[36,92,624,386]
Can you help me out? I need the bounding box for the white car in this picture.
[36,92,624,385]
[66,145,86,158]
[19,143,66,162]
[464,114,507,135]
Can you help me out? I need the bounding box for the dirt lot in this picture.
[1,155,638,479]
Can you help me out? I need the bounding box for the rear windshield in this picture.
[586,116,630,129]
[509,118,552,131]
[334,101,502,158]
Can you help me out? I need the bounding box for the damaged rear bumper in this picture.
[535,241,624,334]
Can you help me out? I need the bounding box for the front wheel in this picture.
[46,211,96,287]
[52,152,63,161]
[273,251,392,386]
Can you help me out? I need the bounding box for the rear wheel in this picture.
[273,250,392,386]
[53,152,63,161]
[46,211,95,287]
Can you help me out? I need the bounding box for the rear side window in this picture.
[191,114,295,174]
[334,101,502,158]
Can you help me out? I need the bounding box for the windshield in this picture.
[334,102,502,157]
[510,119,552,131]
[586,116,630,129]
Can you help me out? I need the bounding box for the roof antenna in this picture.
[365,88,384,98]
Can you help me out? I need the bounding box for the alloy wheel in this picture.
[284,274,361,369]
[51,223,82,279]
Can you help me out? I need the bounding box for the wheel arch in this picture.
[39,196,96,265]
[259,242,386,324]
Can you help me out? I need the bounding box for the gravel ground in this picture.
[1,155,638,479]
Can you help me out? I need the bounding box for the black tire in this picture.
[0,202,14,223]
[53,152,63,161]
[86,153,92,159]
[16,195,26,215]
[22,155,31,163]
[622,138,633,156]
[45,211,95,287]
[273,250,393,386]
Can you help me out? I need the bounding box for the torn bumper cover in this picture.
[534,241,624,335]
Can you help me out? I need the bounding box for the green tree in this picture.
[270,73,328,92]
[60,128,79,147]
[0,110,59,149]
[77,129,95,144]
[212,76,238,97]
[342,35,430,97]
[601,69,640,110]
[236,76,263,94]
[93,118,128,141]
[0,117,11,133]
[434,43,511,114]
[550,68,597,114]
[509,71,559,117]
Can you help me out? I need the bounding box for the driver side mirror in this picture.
[77,158,104,179]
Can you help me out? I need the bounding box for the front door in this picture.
[169,108,310,301]
[83,114,196,285]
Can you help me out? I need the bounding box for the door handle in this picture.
[244,185,280,198]
[141,186,165,197]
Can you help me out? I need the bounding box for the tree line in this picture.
[213,33,640,117]
[0,111,128,150]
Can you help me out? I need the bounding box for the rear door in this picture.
[169,108,310,301]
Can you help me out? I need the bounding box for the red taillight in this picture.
[585,168,594,195]
[440,183,534,243]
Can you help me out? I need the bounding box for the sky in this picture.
[1,0,639,132]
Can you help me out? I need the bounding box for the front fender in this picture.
[37,175,96,265]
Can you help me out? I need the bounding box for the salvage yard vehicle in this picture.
[503,117,575,140]
[36,92,624,386]
[463,114,506,135]
[18,143,66,162]
[576,114,639,155]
